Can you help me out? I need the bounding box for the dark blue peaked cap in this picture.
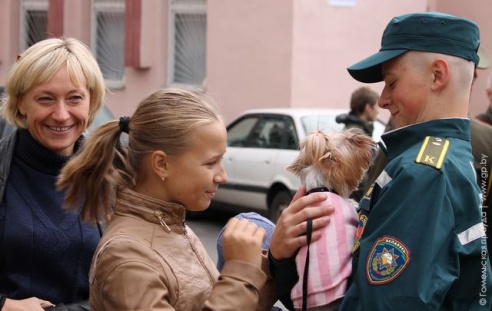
[347,12,480,83]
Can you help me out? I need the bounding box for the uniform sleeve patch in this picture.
[415,136,450,170]
[366,236,411,285]
[352,214,368,254]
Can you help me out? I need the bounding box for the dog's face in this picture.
[286,128,375,197]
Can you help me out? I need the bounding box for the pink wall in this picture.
[206,0,294,122]
[429,0,492,118]
[290,0,427,123]
[207,0,427,123]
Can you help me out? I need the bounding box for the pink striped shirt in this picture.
[291,192,358,309]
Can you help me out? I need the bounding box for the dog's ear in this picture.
[346,128,376,149]
[319,151,334,163]
[287,143,307,174]
[319,148,342,168]
[318,148,347,193]
[287,134,315,175]
[286,157,306,175]
[346,129,377,171]
[351,133,375,148]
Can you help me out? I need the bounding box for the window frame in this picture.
[20,0,49,51]
[91,0,126,89]
[167,0,207,88]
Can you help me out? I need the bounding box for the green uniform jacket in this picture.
[341,118,492,310]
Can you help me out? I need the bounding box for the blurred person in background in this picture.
[335,86,379,137]
[336,86,380,201]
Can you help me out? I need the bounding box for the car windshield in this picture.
[301,114,344,134]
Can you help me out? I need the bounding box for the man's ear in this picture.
[430,58,449,91]
[150,150,169,179]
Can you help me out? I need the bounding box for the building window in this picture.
[169,0,207,87]
[20,0,48,50]
[92,0,125,88]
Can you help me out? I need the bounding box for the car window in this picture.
[265,120,283,148]
[227,116,259,147]
[227,115,299,150]
[247,117,282,148]
[285,119,299,150]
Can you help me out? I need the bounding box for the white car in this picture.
[213,108,385,222]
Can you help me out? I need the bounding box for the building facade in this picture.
[0,0,489,123]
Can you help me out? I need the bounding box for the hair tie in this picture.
[119,116,130,133]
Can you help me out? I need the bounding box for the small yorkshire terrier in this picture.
[287,128,375,311]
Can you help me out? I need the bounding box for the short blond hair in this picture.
[1,37,105,129]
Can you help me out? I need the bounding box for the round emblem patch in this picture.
[366,236,411,285]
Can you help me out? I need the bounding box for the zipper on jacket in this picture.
[182,223,216,285]
[155,211,171,232]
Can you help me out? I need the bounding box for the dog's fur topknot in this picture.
[287,128,376,198]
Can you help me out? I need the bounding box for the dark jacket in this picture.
[0,131,17,204]
[470,118,492,258]
[335,112,374,137]
[0,130,92,311]
[476,106,492,126]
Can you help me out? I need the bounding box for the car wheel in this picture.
[270,191,292,223]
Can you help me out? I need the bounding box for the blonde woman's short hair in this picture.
[1,37,105,129]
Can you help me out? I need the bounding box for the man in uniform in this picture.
[268,12,492,310]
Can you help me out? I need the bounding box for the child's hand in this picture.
[221,217,266,268]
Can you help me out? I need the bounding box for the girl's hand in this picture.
[221,217,266,268]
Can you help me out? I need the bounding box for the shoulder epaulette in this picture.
[415,136,450,170]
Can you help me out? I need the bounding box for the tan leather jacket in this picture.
[89,188,277,310]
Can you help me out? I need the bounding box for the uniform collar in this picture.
[380,118,470,163]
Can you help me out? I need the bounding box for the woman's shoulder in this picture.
[0,129,17,153]
[0,130,18,203]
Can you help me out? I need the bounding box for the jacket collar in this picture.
[114,187,187,231]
